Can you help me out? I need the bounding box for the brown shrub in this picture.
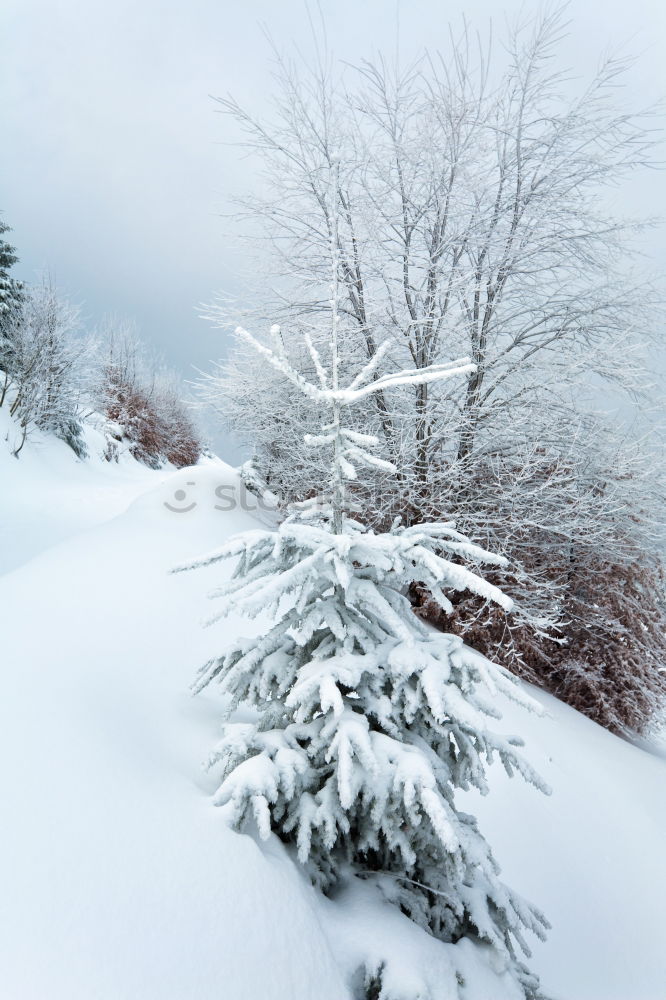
[102,365,201,469]
[410,550,666,737]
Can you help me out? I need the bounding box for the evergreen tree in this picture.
[0,217,23,326]
[0,217,25,386]
[181,182,549,998]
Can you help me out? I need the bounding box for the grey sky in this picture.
[2,0,665,417]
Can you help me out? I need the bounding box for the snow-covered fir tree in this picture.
[181,183,549,999]
[0,216,24,371]
[0,217,23,321]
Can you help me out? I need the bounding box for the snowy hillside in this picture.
[0,453,348,1000]
[1,433,665,1000]
[0,407,160,574]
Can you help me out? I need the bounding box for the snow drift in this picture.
[0,433,664,999]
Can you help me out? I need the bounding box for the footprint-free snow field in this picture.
[1,446,664,999]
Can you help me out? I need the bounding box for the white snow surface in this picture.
[0,408,160,574]
[0,424,665,999]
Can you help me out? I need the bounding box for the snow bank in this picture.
[460,687,666,1000]
[0,463,346,1000]
[0,406,160,574]
[1,441,664,999]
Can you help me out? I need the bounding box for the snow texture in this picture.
[0,427,665,999]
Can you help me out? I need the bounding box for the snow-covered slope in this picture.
[0,462,347,1000]
[1,433,664,1000]
[463,691,666,1000]
[0,407,160,574]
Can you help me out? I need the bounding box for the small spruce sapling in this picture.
[179,175,549,999]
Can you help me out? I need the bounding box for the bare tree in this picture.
[203,8,665,732]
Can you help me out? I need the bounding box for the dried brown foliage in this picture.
[102,364,201,469]
[411,547,666,738]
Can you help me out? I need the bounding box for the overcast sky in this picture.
[2,0,665,418]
